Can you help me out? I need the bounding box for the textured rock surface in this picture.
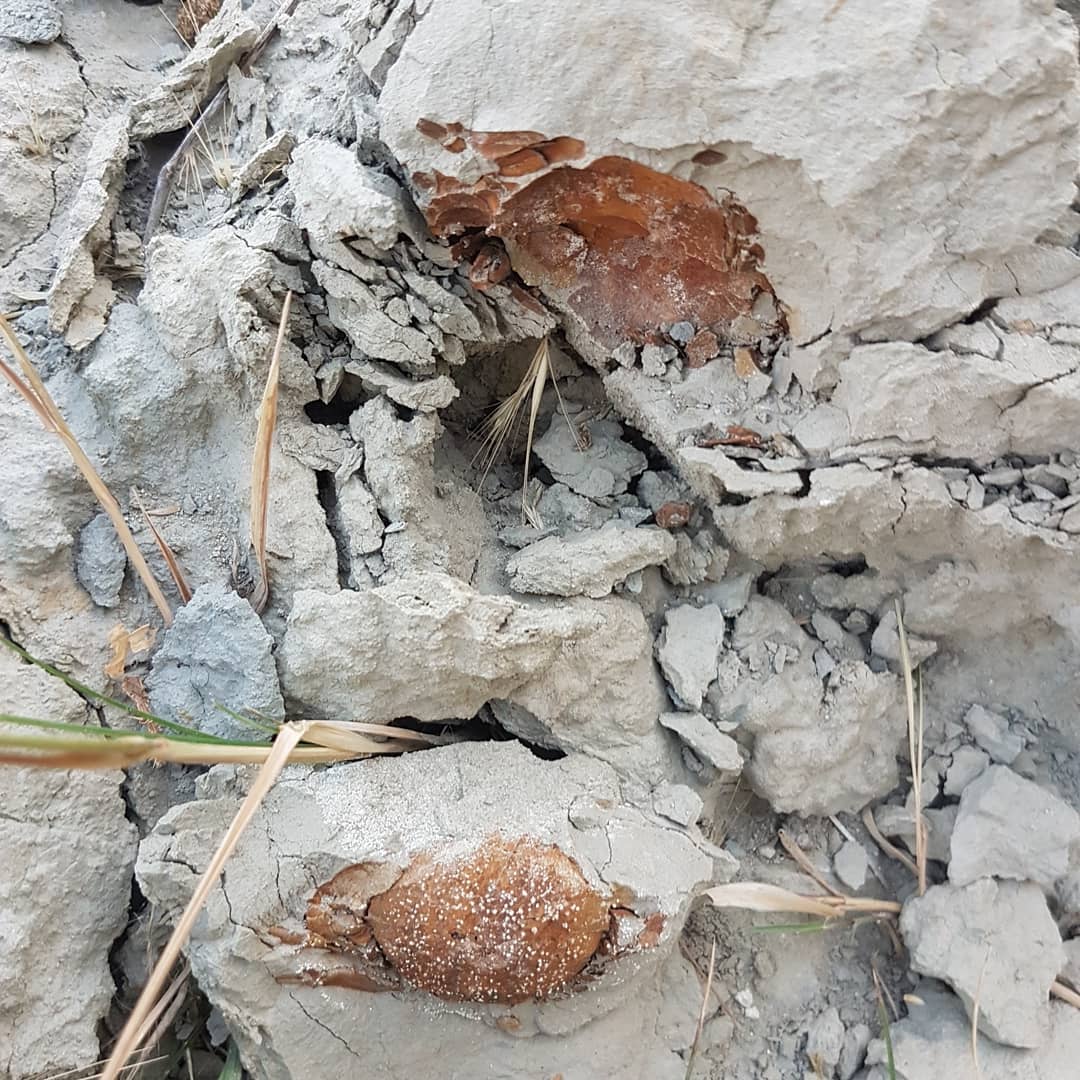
[4,0,1080,1075]
[46,113,128,346]
[147,582,285,739]
[136,742,712,1079]
[901,880,1064,1048]
[376,0,1080,348]
[0,0,61,43]
[658,711,742,772]
[949,766,1080,888]
[0,649,137,1079]
[656,603,725,709]
[718,598,904,815]
[282,573,674,782]
[507,522,676,597]
[534,414,648,498]
[74,511,126,608]
[865,986,1080,1079]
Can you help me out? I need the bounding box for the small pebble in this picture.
[668,320,695,344]
[965,704,1023,764]
[832,840,868,891]
[981,467,1022,488]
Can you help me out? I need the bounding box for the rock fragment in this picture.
[870,609,937,670]
[74,512,126,608]
[136,742,711,1078]
[147,582,285,739]
[661,530,727,586]
[345,358,458,411]
[0,649,137,1079]
[652,783,703,827]
[280,572,669,782]
[534,413,647,499]
[900,879,1064,1048]
[949,765,1080,889]
[943,744,990,797]
[805,1006,845,1076]
[832,841,868,891]
[678,447,803,499]
[46,115,129,346]
[964,704,1024,764]
[288,137,425,258]
[658,711,742,772]
[719,598,903,815]
[507,522,676,598]
[864,986,1080,1079]
[838,1022,871,1080]
[128,2,258,139]
[353,396,488,580]
[0,0,61,43]
[655,603,725,709]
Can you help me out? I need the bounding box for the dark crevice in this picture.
[961,296,1000,324]
[314,470,352,588]
[305,395,355,426]
[828,555,870,578]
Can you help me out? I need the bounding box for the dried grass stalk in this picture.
[861,806,919,878]
[0,724,432,770]
[685,936,717,1080]
[101,722,308,1080]
[0,314,174,625]
[176,0,222,45]
[135,493,192,603]
[895,600,927,895]
[1052,979,1080,1009]
[249,291,292,614]
[778,828,844,898]
[705,882,901,919]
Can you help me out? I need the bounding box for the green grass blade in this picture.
[218,1041,242,1080]
[0,713,265,746]
[213,702,277,737]
[877,991,897,1080]
[0,636,233,742]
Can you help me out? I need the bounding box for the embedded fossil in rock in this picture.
[411,122,786,354]
[271,834,664,1005]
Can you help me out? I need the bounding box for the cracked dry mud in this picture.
[3,1,1080,1079]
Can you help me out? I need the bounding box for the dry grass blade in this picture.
[0,726,422,769]
[684,937,717,1080]
[473,338,549,498]
[127,963,189,1063]
[520,337,549,513]
[861,806,919,878]
[705,882,902,919]
[0,314,174,625]
[249,290,292,614]
[102,722,307,1080]
[778,828,844,898]
[303,720,439,753]
[872,967,898,1080]
[472,337,585,523]
[895,600,927,895]
[705,882,837,918]
[135,493,192,603]
[1052,979,1080,1009]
